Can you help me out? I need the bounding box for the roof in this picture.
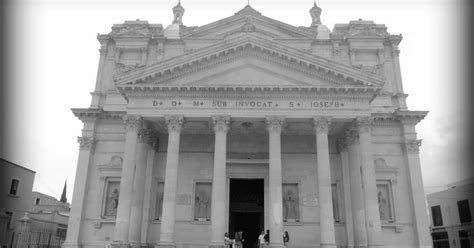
[0,158,36,174]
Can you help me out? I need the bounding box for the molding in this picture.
[72,108,126,122]
[115,34,385,87]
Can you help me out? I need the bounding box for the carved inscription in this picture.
[151,99,347,109]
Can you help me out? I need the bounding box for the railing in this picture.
[7,230,65,248]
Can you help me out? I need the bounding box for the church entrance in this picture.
[228,178,264,248]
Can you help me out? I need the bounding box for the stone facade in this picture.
[64,3,432,248]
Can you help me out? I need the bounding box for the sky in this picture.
[2,0,470,202]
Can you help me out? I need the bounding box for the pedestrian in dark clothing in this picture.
[283,231,289,246]
[264,229,270,246]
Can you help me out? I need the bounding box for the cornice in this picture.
[71,108,126,122]
[183,5,313,39]
[115,34,385,88]
[117,85,380,101]
[395,110,428,125]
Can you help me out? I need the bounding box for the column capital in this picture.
[211,115,230,133]
[137,127,153,144]
[336,136,348,153]
[404,139,422,154]
[123,115,143,132]
[312,117,331,134]
[165,115,184,133]
[77,136,95,150]
[354,116,373,134]
[99,47,107,55]
[151,132,160,151]
[265,116,286,134]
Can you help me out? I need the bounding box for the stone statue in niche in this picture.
[283,189,298,220]
[105,183,119,217]
[377,189,390,220]
[196,190,209,219]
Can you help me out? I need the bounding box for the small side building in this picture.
[0,158,36,247]
[427,178,474,248]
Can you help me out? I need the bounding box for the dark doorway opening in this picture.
[229,178,264,248]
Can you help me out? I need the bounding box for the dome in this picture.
[316,24,331,39]
[164,23,181,39]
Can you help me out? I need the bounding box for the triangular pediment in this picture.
[116,33,385,90]
[182,5,315,39]
[150,61,336,88]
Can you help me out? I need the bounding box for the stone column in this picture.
[403,140,432,248]
[63,118,97,248]
[265,116,285,248]
[355,117,382,248]
[337,137,354,248]
[313,117,336,248]
[113,115,143,247]
[141,135,159,244]
[158,115,184,247]
[209,116,230,248]
[346,131,368,248]
[129,127,153,247]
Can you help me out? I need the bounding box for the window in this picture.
[432,231,450,248]
[431,205,443,227]
[459,230,471,248]
[457,199,472,224]
[35,198,40,205]
[5,211,13,229]
[9,179,19,195]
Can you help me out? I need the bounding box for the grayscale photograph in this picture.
[0,0,472,248]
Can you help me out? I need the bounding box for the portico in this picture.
[65,2,432,248]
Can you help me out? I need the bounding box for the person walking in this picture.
[264,229,269,247]
[258,230,265,248]
[224,232,232,248]
[283,231,290,247]
[234,230,244,248]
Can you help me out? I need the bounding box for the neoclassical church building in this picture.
[64,2,432,248]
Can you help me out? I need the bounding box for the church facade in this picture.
[64,2,432,248]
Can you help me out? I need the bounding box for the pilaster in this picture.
[337,136,354,248]
[63,116,98,248]
[401,119,432,247]
[354,117,383,248]
[345,130,368,248]
[112,115,143,247]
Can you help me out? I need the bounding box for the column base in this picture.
[129,242,147,248]
[268,243,285,248]
[155,243,175,248]
[367,244,384,248]
[208,244,224,248]
[61,241,82,248]
[110,242,130,248]
[320,244,337,248]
